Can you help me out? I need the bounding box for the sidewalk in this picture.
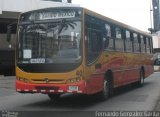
[0,76,16,89]
[0,76,16,97]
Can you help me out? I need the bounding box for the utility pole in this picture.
[152,0,160,50]
[152,0,160,32]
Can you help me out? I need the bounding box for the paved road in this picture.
[0,73,160,117]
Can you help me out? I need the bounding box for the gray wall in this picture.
[0,34,16,50]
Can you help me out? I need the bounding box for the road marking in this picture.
[49,90,55,92]
[58,90,63,92]
[17,89,21,92]
[24,89,29,92]
[77,91,82,93]
[41,90,46,92]
[67,90,72,93]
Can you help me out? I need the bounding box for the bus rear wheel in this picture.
[138,70,145,87]
[48,94,61,101]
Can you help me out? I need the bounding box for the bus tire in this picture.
[138,70,145,87]
[98,78,113,101]
[48,94,61,101]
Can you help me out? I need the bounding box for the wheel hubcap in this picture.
[103,80,109,97]
[141,72,144,84]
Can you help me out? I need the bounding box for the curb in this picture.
[0,76,16,79]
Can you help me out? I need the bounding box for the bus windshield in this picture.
[18,20,82,64]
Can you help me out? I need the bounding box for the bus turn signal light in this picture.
[66,77,81,84]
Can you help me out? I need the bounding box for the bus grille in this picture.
[31,79,65,84]
[35,86,59,90]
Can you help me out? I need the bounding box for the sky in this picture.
[72,0,152,32]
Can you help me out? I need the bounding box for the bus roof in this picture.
[21,6,81,15]
[84,8,151,37]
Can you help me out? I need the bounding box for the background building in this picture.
[153,0,160,32]
[152,0,160,49]
[0,0,76,75]
[0,0,75,50]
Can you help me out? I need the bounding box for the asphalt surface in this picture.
[0,73,160,117]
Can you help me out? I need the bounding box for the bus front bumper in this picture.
[16,80,86,94]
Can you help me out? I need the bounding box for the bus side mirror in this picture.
[7,25,12,42]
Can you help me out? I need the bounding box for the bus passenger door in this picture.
[84,23,104,94]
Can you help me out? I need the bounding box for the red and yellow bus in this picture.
[16,7,154,100]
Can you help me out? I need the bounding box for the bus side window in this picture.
[121,29,126,51]
[116,27,122,39]
[133,33,140,53]
[149,37,153,53]
[130,32,134,52]
[138,35,141,52]
[140,35,145,53]
[86,29,102,64]
[91,30,102,52]
[125,30,132,52]
[85,17,103,64]
[151,38,153,53]
[103,24,111,50]
[115,27,124,51]
[146,37,150,54]
[143,36,147,53]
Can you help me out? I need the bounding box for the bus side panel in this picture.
[83,52,154,94]
[84,74,104,94]
[122,53,142,85]
[83,52,128,94]
[145,65,154,78]
[102,52,130,88]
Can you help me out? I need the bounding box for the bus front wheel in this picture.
[97,79,111,101]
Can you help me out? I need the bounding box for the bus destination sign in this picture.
[39,11,76,20]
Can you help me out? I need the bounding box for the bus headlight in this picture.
[17,77,29,83]
[66,77,81,84]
